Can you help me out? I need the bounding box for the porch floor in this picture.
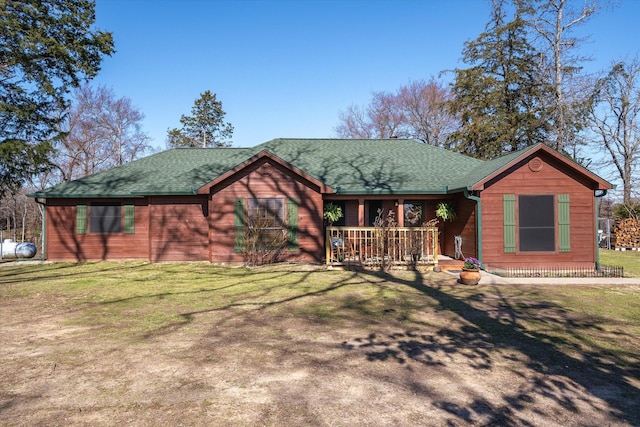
[436,256,465,271]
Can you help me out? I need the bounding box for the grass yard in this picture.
[600,248,640,277]
[1,261,639,426]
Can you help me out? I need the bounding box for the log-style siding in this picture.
[344,200,359,226]
[208,159,324,263]
[440,196,477,260]
[480,154,597,268]
[149,196,209,262]
[45,198,149,261]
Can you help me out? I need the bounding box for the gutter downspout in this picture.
[464,188,482,265]
[34,198,46,260]
[594,190,608,270]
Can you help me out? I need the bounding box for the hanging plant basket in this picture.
[435,201,456,222]
[323,203,343,226]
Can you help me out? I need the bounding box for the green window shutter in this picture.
[558,194,570,252]
[234,198,246,252]
[503,195,516,253]
[286,198,299,251]
[124,204,135,234]
[76,204,87,235]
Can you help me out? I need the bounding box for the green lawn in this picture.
[1,261,639,425]
[600,249,640,277]
[1,260,638,351]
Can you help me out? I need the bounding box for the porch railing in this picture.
[326,226,439,268]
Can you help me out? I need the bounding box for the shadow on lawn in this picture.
[343,270,640,426]
[175,269,386,329]
[0,261,143,285]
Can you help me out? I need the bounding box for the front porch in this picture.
[325,226,441,269]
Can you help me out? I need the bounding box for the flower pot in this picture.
[459,268,481,285]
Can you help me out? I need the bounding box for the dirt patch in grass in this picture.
[1,263,639,426]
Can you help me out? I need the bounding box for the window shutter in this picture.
[234,198,246,252]
[286,198,298,251]
[76,204,87,235]
[503,195,516,253]
[558,194,570,252]
[124,204,135,234]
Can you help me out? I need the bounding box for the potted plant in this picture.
[435,201,456,222]
[459,257,481,285]
[323,202,343,226]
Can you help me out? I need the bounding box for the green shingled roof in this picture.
[32,148,254,197]
[448,144,541,191]
[253,138,483,194]
[30,138,510,198]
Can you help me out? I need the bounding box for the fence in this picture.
[488,264,624,278]
[326,226,439,268]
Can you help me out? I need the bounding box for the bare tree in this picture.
[0,189,41,246]
[96,91,151,166]
[50,85,152,183]
[526,0,598,153]
[335,79,457,145]
[589,57,640,203]
[397,79,459,148]
[335,91,404,139]
[335,105,375,139]
[367,91,406,138]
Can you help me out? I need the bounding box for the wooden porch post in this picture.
[325,228,331,265]
[358,199,365,226]
[397,199,404,227]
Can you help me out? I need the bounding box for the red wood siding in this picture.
[344,200,359,226]
[439,196,477,259]
[149,196,209,262]
[208,159,324,263]
[45,198,149,261]
[42,159,324,263]
[480,154,597,268]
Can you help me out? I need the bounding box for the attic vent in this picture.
[528,157,543,172]
[260,163,273,177]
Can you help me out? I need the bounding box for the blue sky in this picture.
[92,0,639,151]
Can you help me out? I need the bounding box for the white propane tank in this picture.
[1,239,37,259]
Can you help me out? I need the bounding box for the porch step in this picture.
[438,258,465,271]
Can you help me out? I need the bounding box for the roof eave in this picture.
[335,187,452,195]
[27,192,190,199]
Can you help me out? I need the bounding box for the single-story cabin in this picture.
[29,138,612,269]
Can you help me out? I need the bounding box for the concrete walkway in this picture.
[443,269,640,285]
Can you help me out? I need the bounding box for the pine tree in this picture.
[448,1,551,159]
[0,0,114,193]
[167,91,234,148]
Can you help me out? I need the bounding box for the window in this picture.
[77,203,134,235]
[404,201,423,226]
[90,203,122,234]
[247,198,285,250]
[235,198,298,253]
[518,195,555,251]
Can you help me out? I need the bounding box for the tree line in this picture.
[335,0,639,204]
